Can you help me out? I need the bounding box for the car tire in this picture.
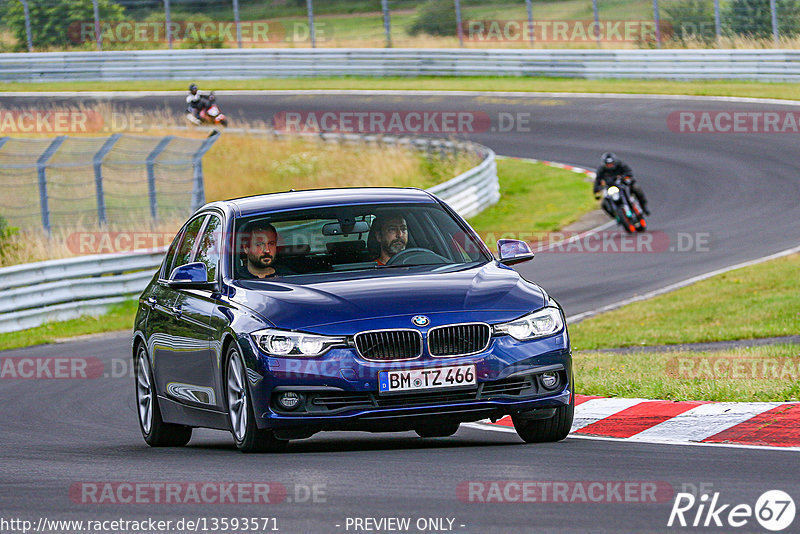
[414,422,460,438]
[511,394,574,443]
[225,345,288,454]
[135,344,192,447]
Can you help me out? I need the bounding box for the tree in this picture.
[724,0,800,39]
[662,0,716,44]
[407,0,457,37]
[2,0,125,50]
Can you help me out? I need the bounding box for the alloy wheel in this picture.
[136,349,153,434]
[227,352,248,442]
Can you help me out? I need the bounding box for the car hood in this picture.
[229,262,547,334]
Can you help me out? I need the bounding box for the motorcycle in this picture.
[600,177,647,233]
[186,92,228,127]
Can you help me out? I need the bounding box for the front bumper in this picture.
[243,330,572,433]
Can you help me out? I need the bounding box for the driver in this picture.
[239,222,293,278]
[593,152,650,216]
[372,214,408,265]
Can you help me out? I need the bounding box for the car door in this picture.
[166,214,225,410]
[151,213,208,403]
[146,224,185,393]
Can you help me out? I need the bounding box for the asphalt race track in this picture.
[1,92,799,532]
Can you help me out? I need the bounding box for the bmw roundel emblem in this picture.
[412,315,430,327]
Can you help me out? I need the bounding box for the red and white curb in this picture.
[498,155,596,180]
[475,395,800,451]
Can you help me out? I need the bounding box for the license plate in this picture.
[378,364,476,394]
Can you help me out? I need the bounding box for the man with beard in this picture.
[372,213,409,265]
[240,222,293,278]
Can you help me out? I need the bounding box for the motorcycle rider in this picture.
[186,83,204,124]
[593,152,650,216]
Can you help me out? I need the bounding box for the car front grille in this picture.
[428,323,491,357]
[300,374,549,414]
[354,330,423,361]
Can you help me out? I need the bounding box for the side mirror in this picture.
[497,239,534,265]
[168,262,216,290]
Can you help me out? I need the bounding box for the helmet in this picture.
[189,83,198,94]
[601,152,617,166]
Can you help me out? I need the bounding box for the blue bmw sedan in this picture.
[133,188,573,452]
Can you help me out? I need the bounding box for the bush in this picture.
[140,12,226,49]
[2,0,124,50]
[724,0,800,39]
[0,214,19,263]
[663,0,716,45]
[407,0,457,37]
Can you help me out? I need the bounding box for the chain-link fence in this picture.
[1,0,798,52]
[0,131,219,233]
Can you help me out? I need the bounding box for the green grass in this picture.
[575,344,800,402]
[4,77,800,102]
[126,1,652,21]
[570,253,800,350]
[468,158,595,249]
[0,299,137,352]
[2,1,654,50]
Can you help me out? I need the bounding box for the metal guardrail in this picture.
[3,48,800,82]
[0,48,800,82]
[0,136,498,333]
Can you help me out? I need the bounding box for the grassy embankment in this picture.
[571,253,800,401]
[7,78,800,102]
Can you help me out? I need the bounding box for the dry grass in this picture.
[202,135,476,201]
[662,34,800,49]
[0,105,478,267]
[0,218,188,267]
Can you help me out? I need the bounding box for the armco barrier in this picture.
[0,136,497,333]
[2,49,800,82]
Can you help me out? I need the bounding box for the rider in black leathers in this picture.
[186,83,205,121]
[593,152,650,216]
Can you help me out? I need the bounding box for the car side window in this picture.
[161,229,184,279]
[170,215,207,275]
[193,215,222,282]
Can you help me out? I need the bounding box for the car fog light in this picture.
[540,372,559,390]
[277,392,302,410]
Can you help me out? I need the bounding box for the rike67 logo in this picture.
[668,490,795,531]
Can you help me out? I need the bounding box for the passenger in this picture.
[240,222,293,278]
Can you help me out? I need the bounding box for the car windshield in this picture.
[232,202,490,279]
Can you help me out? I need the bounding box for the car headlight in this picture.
[492,307,564,341]
[251,328,346,357]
